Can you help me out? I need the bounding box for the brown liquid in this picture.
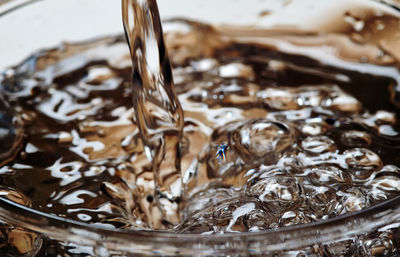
[1,8,400,257]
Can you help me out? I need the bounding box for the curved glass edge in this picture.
[374,0,400,10]
[0,196,400,255]
[0,0,41,17]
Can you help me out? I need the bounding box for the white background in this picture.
[0,0,397,69]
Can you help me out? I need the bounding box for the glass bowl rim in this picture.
[1,194,400,240]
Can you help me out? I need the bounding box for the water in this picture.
[0,1,400,255]
[121,0,184,228]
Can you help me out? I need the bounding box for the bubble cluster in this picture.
[176,50,400,235]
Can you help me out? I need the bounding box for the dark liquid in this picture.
[1,15,400,256]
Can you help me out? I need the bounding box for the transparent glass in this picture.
[1,0,400,256]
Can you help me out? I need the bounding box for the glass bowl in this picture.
[1,0,400,256]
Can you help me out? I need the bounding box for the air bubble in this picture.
[370,175,400,193]
[301,136,336,155]
[181,185,239,220]
[309,166,350,185]
[339,188,367,212]
[258,88,301,110]
[340,130,371,147]
[325,93,361,113]
[176,198,273,233]
[344,148,383,180]
[362,231,397,257]
[280,210,311,227]
[304,182,342,218]
[230,119,294,166]
[246,175,301,211]
[301,122,327,136]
